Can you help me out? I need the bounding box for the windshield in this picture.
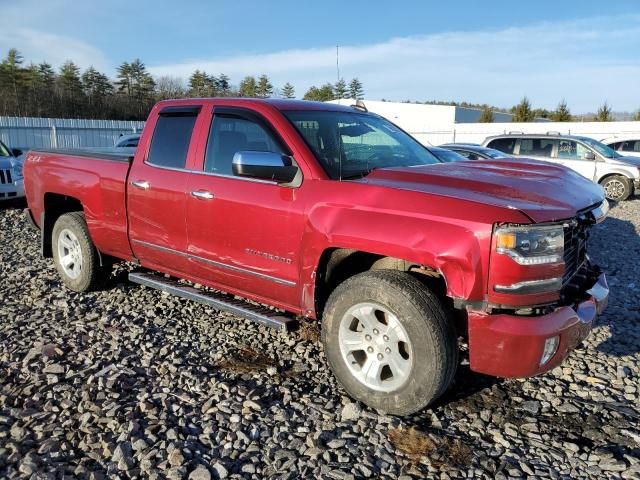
[579,137,621,159]
[484,148,508,159]
[0,141,10,157]
[284,110,440,179]
[430,148,465,162]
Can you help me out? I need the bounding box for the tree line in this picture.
[1,48,636,122]
[0,49,366,121]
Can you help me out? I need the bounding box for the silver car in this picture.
[0,141,25,201]
[483,133,640,201]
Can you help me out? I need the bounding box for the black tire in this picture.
[52,211,109,292]
[321,270,458,415]
[600,175,631,202]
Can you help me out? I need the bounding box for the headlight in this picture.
[12,161,23,180]
[495,225,564,265]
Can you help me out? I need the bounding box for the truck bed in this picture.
[24,148,134,260]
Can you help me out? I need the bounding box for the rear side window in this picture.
[519,138,555,157]
[204,115,284,175]
[147,114,197,169]
[487,138,516,154]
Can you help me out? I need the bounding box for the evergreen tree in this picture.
[58,61,83,95]
[281,82,295,99]
[215,74,231,96]
[303,83,335,102]
[116,62,133,95]
[511,96,534,122]
[334,78,348,99]
[478,106,494,123]
[239,76,257,97]
[634,110,640,121]
[551,100,572,122]
[0,49,26,114]
[188,70,211,97]
[348,78,364,100]
[256,74,273,98]
[595,102,612,122]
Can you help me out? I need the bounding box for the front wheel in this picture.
[321,270,458,415]
[600,175,631,201]
[52,212,109,292]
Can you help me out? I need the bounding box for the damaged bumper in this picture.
[467,272,609,378]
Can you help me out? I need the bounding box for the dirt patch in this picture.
[388,427,473,469]
[297,319,320,343]
[215,345,276,374]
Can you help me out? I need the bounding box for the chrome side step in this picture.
[128,272,295,332]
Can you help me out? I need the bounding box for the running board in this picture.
[128,271,296,332]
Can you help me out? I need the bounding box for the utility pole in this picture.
[336,45,340,83]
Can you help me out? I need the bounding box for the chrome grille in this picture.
[563,221,588,286]
[0,169,12,184]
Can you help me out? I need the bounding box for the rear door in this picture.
[127,105,204,275]
[553,139,597,180]
[184,106,307,310]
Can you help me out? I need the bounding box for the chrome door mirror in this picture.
[232,151,298,183]
[583,151,596,161]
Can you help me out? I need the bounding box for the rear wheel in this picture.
[600,175,631,201]
[321,270,458,415]
[52,212,109,292]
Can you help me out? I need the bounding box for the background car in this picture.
[439,143,510,160]
[427,146,467,162]
[0,140,25,201]
[483,133,640,201]
[600,136,640,157]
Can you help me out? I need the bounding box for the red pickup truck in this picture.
[24,98,610,415]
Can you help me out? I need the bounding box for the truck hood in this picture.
[359,159,604,223]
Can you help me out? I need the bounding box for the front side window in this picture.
[518,138,555,157]
[147,114,197,169]
[487,138,516,154]
[204,115,285,175]
[557,140,590,160]
[284,110,439,179]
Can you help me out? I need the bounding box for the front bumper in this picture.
[0,178,24,200]
[468,273,609,378]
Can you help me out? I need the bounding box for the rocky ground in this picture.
[1,198,639,480]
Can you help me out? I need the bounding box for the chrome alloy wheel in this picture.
[57,228,83,279]
[338,302,413,392]
[603,178,626,200]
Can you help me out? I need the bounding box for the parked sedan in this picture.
[439,143,510,160]
[0,140,25,201]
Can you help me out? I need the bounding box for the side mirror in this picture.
[583,151,596,161]
[232,151,298,183]
[11,148,23,157]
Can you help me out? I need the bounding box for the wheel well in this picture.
[314,248,448,318]
[598,173,630,185]
[42,193,83,258]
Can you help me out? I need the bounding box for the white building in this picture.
[328,99,640,146]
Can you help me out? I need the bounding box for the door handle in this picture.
[131,180,150,190]
[191,190,214,200]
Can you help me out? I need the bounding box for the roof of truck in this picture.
[156,97,363,112]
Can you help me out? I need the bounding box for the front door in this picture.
[554,139,597,181]
[184,107,307,310]
[127,106,202,275]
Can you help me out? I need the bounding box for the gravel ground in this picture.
[1,199,639,479]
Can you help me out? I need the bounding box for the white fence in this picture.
[0,116,145,151]
[407,121,640,146]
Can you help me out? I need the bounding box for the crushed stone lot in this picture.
[1,199,639,480]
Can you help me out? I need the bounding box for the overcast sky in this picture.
[2,0,639,112]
